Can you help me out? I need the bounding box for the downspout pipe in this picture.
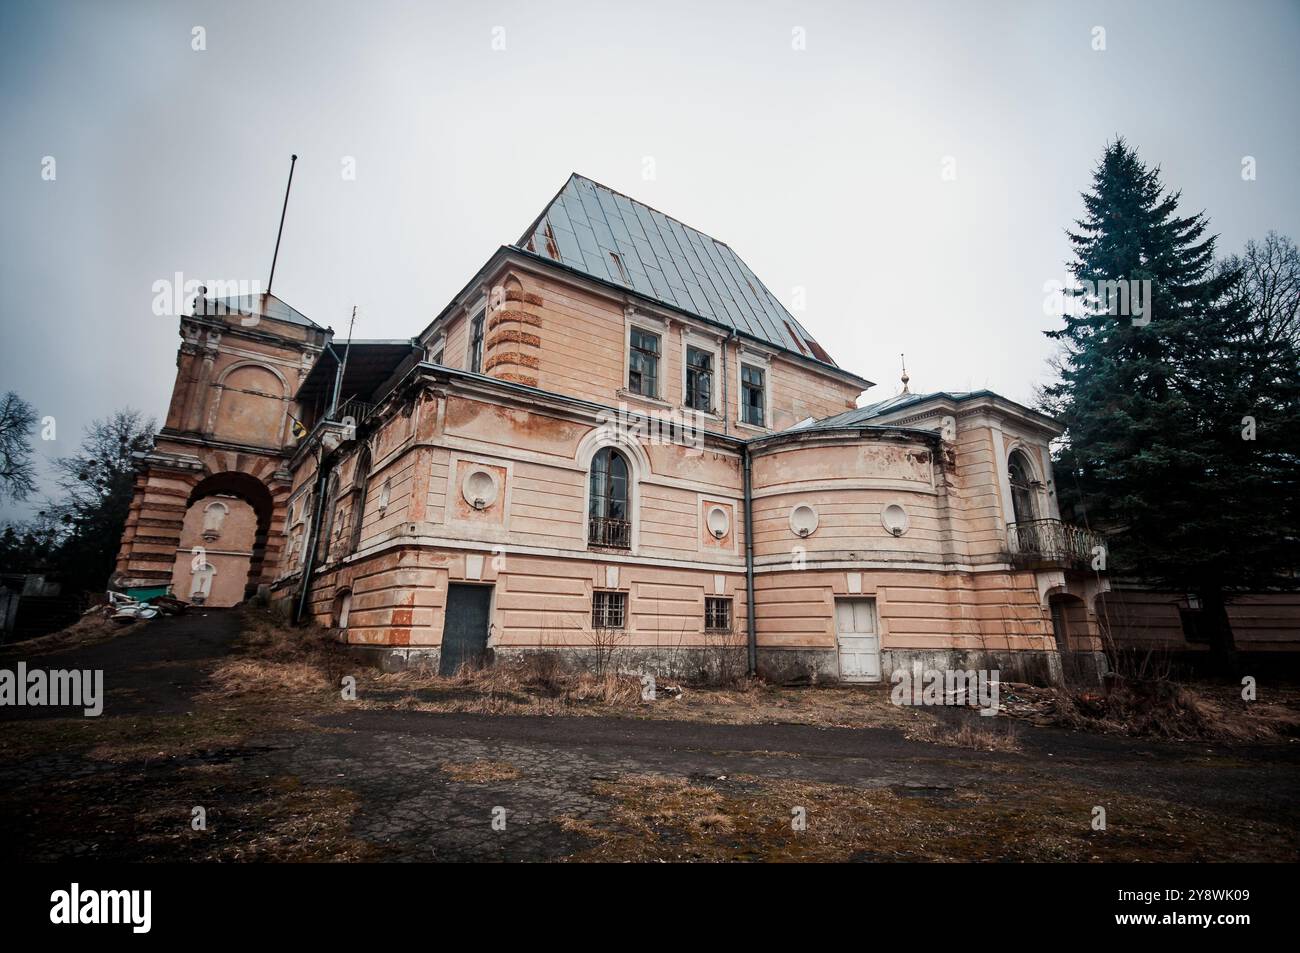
[294,448,332,624]
[326,343,344,419]
[742,443,758,676]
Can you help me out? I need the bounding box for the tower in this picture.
[113,292,326,605]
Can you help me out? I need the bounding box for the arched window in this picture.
[1007,450,1038,524]
[588,447,631,548]
[348,446,372,555]
[316,472,340,564]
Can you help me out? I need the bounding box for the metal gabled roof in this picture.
[194,292,321,329]
[517,174,840,368]
[792,389,1059,433]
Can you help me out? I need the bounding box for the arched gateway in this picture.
[113,292,327,605]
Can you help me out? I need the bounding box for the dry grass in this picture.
[0,612,144,658]
[555,770,1300,862]
[905,716,1022,752]
[1045,676,1300,742]
[225,609,1300,745]
[227,610,953,732]
[206,658,333,698]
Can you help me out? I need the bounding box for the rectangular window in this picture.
[705,597,732,632]
[469,310,485,373]
[685,346,714,412]
[628,327,660,397]
[592,590,627,629]
[741,364,765,426]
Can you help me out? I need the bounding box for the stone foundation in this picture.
[881,648,1109,687]
[335,640,1105,687]
[342,644,441,674]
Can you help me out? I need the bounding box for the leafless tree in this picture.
[0,391,38,502]
[1220,231,1300,353]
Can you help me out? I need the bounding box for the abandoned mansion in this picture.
[112,174,1291,682]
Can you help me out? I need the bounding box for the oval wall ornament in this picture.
[706,505,731,539]
[882,503,909,536]
[789,504,819,537]
[462,468,499,510]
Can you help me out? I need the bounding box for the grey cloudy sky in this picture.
[2,0,1298,521]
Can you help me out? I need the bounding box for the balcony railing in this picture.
[588,517,631,549]
[330,398,376,428]
[1006,518,1104,569]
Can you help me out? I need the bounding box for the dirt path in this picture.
[2,611,1297,861]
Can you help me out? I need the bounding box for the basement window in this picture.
[628,327,660,397]
[705,597,732,632]
[592,590,627,629]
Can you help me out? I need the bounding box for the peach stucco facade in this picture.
[256,238,1111,682]
[116,176,1156,683]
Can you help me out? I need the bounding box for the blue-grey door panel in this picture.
[439,584,492,676]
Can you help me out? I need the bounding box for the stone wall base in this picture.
[881,648,1109,687]
[495,645,749,684]
[336,640,1107,687]
[342,644,442,674]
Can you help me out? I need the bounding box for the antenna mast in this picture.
[266,154,298,294]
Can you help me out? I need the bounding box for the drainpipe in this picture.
[742,443,758,675]
[294,448,333,624]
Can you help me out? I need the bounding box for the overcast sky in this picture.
[2,0,1298,522]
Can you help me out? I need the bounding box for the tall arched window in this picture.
[348,446,372,555]
[1007,450,1038,524]
[316,472,340,564]
[588,447,631,548]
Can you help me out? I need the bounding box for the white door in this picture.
[836,598,880,682]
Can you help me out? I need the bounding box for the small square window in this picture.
[629,327,660,397]
[741,364,765,426]
[592,590,627,629]
[705,597,732,632]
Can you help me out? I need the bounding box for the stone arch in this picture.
[1006,447,1041,524]
[578,429,648,552]
[183,471,277,601]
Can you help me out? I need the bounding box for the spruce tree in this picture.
[1043,140,1300,670]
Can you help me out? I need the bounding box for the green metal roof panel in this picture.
[519,174,839,367]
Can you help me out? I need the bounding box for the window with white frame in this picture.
[628,327,660,397]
